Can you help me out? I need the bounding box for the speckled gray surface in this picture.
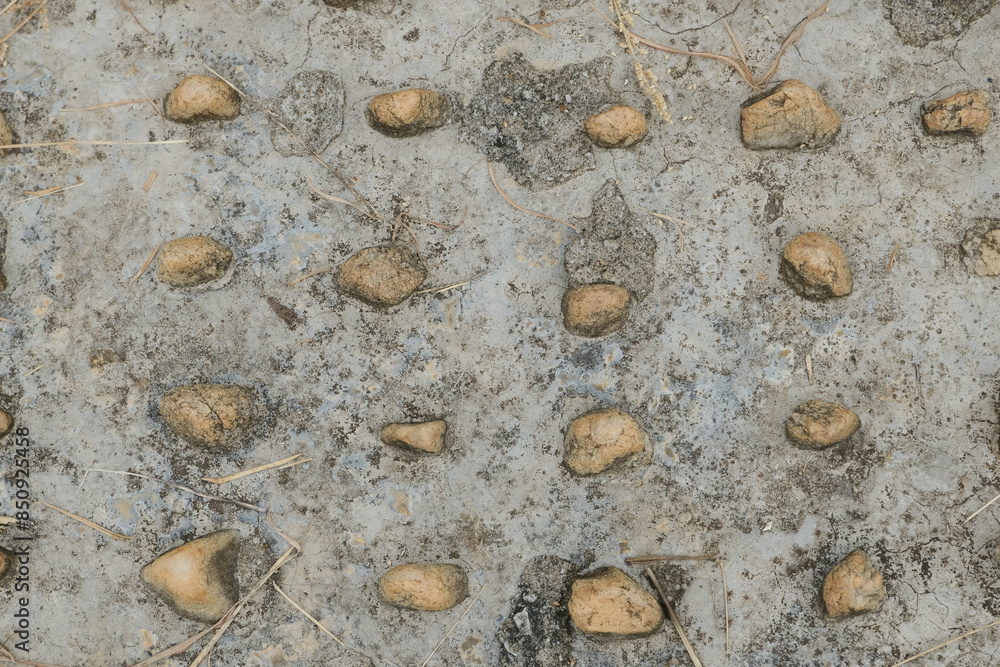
[1,0,999,665]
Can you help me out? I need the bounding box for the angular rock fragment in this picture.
[741,80,840,149]
[0,546,14,583]
[367,88,448,137]
[923,90,991,136]
[164,76,241,123]
[0,110,13,156]
[157,236,233,287]
[780,232,853,300]
[961,226,1000,276]
[787,400,861,449]
[381,420,447,454]
[568,567,663,639]
[336,246,426,307]
[0,409,12,438]
[561,284,630,337]
[270,70,345,157]
[564,408,647,475]
[159,383,262,449]
[498,555,579,667]
[379,563,469,611]
[822,549,886,618]
[141,530,241,624]
[585,106,647,148]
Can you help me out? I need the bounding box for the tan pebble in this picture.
[564,408,647,475]
[923,90,991,136]
[367,88,448,137]
[741,80,840,149]
[780,232,853,300]
[141,530,241,624]
[381,420,447,454]
[0,409,13,438]
[562,284,630,337]
[584,106,647,148]
[787,400,861,449]
[337,245,427,307]
[822,550,886,618]
[159,383,262,449]
[164,75,241,123]
[568,567,663,639]
[0,110,13,156]
[379,562,468,611]
[961,228,1000,276]
[157,236,233,287]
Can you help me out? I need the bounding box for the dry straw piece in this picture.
[39,501,132,541]
[487,162,579,232]
[201,453,310,485]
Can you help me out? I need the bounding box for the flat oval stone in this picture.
[561,284,630,337]
[568,567,663,640]
[922,90,991,136]
[381,420,447,454]
[157,236,233,287]
[164,75,241,123]
[564,408,647,475]
[780,232,853,299]
[822,550,886,618]
[787,400,860,449]
[367,88,448,137]
[379,563,468,611]
[336,245,426,307]
[741,80,840,149]
[159,383,262,449]
[585,106,647,148]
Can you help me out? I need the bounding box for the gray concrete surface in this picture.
[1,0,999,664]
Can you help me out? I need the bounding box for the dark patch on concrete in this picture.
[498,555,579,666]
[882,0,998,46]
[269,70,345,158]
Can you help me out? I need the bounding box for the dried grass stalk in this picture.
[39,501,132,541]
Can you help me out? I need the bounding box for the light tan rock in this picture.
[562,284,630,337]
[157,236,233,287]
[923,90,991,136]
[741,80,840,149]
[585,106,647,148]
[367,88,448,137]
[564,408,647,475]
[381,420,447,454]
[961,228,1000,276]
[379,563,468,611]
[164,76,240,123]
[159,384,262,449]
[337,245,426,307]
[141,530,241,624]
[0,409,13,438]
[822,550,886,618]
[787,400,861,449]
[0,110,13,156]
[568,567,663,639]
[780,232,853,300]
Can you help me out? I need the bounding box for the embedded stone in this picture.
[822,550,886,618]
[561,283,630,337]
[164,75,241,123]
[0,409,12,438]
[568,567,663,640]
[922,90,990,136]
[336,245,426,307]
[381,420,447,454]
[159,383,262,449]
[379,563,469,611]
[141,530,241,624]
[741,80,840,149]
[585,106,647,148]
[787,400,861,449]
[367,88,448,137]
[157,236,233,287]
[0,546,14,584]
[780,232,853,299]
[961,227,1000,276]
[0,110,13,156]
[564,408,647,475]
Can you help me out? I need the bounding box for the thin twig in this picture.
[290,339,315,355]
[496,16,565,39]
[272,582,348,648]
[120,0,153,34]
[39,501,132,541]
[756,1,830,88]
[201,454,309,485]
[0,644,66,667]
[419,584,486,667]
[963,490,1000,525]
[637,206,691,255]
[59,99,148,112]
[83,469,267,513]
[0,0,47,45]
[806,353,814,385]
[718,560,730,652]
[625,553,719,563]
[13,182,86,205]
[487,162,579,232]
[0,139,187,150]
[23,365,43,377]
[287,267,332,287]
[890,617,1000,666]
[0,317,18,325]
[646,568,703,667]
[413,273,487,295]
[0,0,18,22]
[306,177,375,218]
[142,171,157,192]
[126,241,161,290]
[888,243,901,272]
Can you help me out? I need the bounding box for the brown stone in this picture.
[0,546,14,584]
[585,106,647,148]
[381,420,447,454]
[337,245,426,307]
[564,408,647,475]
[923,90,991,136]
[822,550,886,618]
[568,567,663,640]
[741,80,840,149]
[159,384,262,449]
[164,76,241,123]
[0,110,13,156]
[787,400,860,449]
[780,232,853,300]
[141,530,241,624]
[157,236,233,287]
[379,563,468,611]
[561,284,630,337]
[0,409,13,438]
[961,228,1000,276]
[367,88,448,137]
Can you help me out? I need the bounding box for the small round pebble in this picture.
[141,529,241,624]
[381,420,447,454]
[787,400,861,449]
[561,284,630,337]
[159,383,262,449]
[584,106,647,148]
[741,80,840,149]
[379,563,469,611]
[157,236,233,287]
[164,75,241,123]
[0,409,13,438]
[564,408,647,475]
[922,90,991,136]
[780,232,853,300]
[367,88,448,137]
[568,567,663,640]
[822,550,886,618]
[336,245,427,307]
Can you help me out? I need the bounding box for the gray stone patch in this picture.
[882,0,998,46]
[269,70,345,158]
[498,555,579,667]
[960,221,1000,276]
